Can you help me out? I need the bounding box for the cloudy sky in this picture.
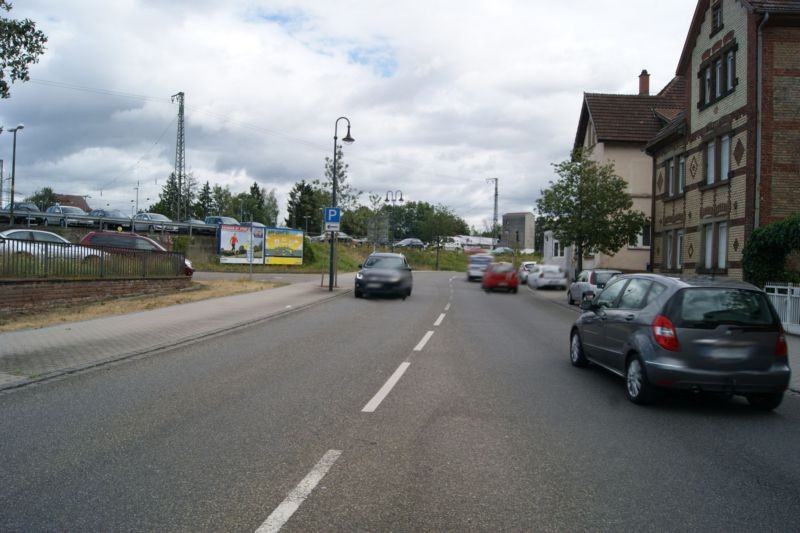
[1,0,697,229]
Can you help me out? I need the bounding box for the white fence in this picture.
[764,283,800,335]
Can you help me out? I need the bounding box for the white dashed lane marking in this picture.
[434,313,445,326]
[362,362,411,413]
[414,331,435,351]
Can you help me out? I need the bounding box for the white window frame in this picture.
[676,230,684,268]
[720,134,730,181]
[706,141,716,185]
[717,222,728,270]
[666,159,674,196]
[704,68,712,104]
[666,231,674,269]
[726,50,735,91]
[715,59,723,98]
[704,224,714,269]
[678,156,686,193]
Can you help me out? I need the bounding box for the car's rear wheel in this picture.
[567,290,575,305]
[626,356,655,405]
[746,392,784,411]
[148,225,155,233]
[60,219,67,227]
[569,331,588,367]
[512,286,518,294]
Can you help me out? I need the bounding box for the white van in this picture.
[467,253,493,281]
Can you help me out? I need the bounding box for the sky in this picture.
[0,0,698,230]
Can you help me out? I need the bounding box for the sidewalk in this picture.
[0,280,350,391]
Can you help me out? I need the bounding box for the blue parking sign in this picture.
[324,208,341,223]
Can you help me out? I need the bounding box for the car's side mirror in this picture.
[358,263,363,268]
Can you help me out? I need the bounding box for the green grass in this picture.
[193,242,542,274]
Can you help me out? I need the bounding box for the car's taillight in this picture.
[775,327,788,358]
[652,314,679,351]
[589,272,595,284]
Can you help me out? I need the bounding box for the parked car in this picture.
[517,261,538,283]
[394,238,426,249]
[0,202,43,225]
[132,212,179,233]
[482,262,519,293]
[527,264,568,290]
[43,205,93,227]
[79,231,193,275]
[180,218,215,235]
[0,229,108,261]
[567,268,623,305]
[489,246,514,255]
[354,252,413,299]
[467,253,493,281]
[204,215,240,226]
[569,274,791,409]
[88,209,132,230]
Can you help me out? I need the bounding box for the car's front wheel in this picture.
[354,287,363,298]
[626,356,655,405]
[570,331,588,367]
[746,392,784,411]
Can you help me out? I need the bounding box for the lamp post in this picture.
[8,124,24,225]
[329,117,354,291]
[385,190,403,252]
[303,215,310,236]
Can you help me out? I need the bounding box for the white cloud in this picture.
[1,0,697,228]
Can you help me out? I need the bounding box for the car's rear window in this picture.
[595,272,618,285]
[492,264,515,273]
[667,288,779,328]
[469,255,492,265]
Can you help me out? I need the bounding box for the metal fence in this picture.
[0,238,187,279]
[764,282,800,335]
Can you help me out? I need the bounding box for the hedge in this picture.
[742,212,800,288]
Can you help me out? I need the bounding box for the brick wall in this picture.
[0,278,192,315]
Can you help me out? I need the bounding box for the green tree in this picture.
[25,186,58,210]
[194,181,214,219]
[211,184,233,217]
[421,204,468,268]
[537,148,647,273]
[285,179,322,232]
[0,1,47,99]
[148,172,179,217]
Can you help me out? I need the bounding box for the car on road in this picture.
[517,261,538,283]
[79,231,194,275]
[482,262,519,293]
[394,237,426,249]
[132,212,179,233]
[180,218,215,235]
[87,209,132,231]
[489,246,514,256]
[42,205,93,227]
[569,274,791,409]
[467,253,493,281]
[354,252,413,299]
[0,229,109,262]
[527,264,568,290]
[567,268,622,305]
[0,202,44,225]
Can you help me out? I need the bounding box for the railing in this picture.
[0,238,187,279]
[764,282,800,335]
[1,214,218,235]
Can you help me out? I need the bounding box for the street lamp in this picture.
[8,124,24,225]
[303,215,310,236]
[329,116,354,292]
[385,190,403,252]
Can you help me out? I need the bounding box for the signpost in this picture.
[324,207,341,232]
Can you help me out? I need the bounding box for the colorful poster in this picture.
[219,224,265,264]
[264,227,304,265]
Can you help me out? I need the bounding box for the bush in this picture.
[742,213,800,288]
[303,237,317,264]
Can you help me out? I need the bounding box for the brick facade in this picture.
[649,0,800,281]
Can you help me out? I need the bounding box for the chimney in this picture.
[639,69,650,95]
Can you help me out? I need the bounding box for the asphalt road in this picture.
[1,272,799,531]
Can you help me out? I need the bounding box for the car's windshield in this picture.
[363,256,405,269]
[62,206,84,214]
[469,255,492,265]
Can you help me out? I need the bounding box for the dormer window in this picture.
[711,2,723,35]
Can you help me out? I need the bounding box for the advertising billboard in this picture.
[219,224,265,264]
[264,227,304,265]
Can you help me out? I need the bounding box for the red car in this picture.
[79,231,194,276]
[482,262,519,293]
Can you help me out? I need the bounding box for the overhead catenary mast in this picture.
[486,177,498,247]
[171,92,185,221]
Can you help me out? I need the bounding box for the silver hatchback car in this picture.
[569,274,790,410]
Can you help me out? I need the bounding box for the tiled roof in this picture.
[645,112,688,153]
[574,77,686,147]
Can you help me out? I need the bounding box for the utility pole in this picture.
[171,92,185,221]
[0,159,4,207]
[486,178,499,248]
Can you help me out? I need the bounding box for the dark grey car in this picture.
[354,252,413,299]
[569,274,790,410]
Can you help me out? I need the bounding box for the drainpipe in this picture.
[755,12,769,229]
